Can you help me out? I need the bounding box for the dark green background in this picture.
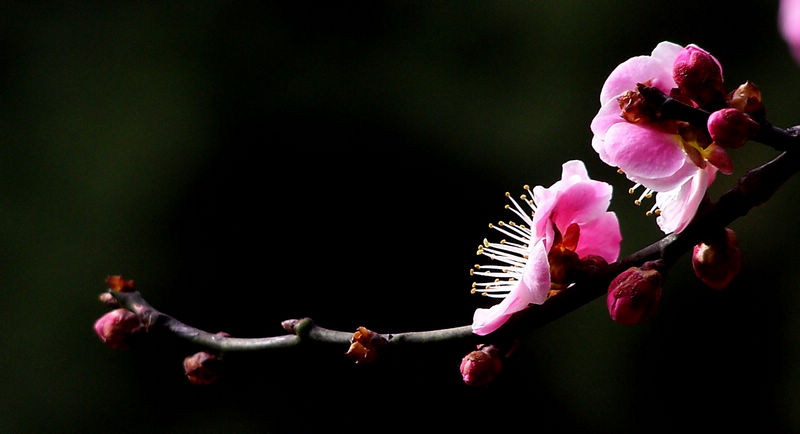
[2,1,799,433]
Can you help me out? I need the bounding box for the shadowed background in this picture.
[1,1,799,433]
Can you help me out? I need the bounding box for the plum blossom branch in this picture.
[107,289,478,352]
[639,83,798,152]
[104,129,800,354]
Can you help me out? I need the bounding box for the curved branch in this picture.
[106,114,800,356]
[109,290,479,352]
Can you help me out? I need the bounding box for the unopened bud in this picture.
[460,345,502,387]
[345,326,388,364]
[93,308,143,349]
[98,292,119,306]
[607,262,663,325]
[727,81,764,119]
[673,45,725,109]
[183,351,221,385]
[692,227,742,290]
[707,108,759,149]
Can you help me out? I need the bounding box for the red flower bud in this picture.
[673,45,725,108]
[93,308,143,349]
[707,108,759,149]
[692,227,742,290]
[460,345,502,387]
[607,263,663,325]
[183,351,221,385]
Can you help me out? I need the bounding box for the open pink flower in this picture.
[781,0,800,64]
[591,41,730,234]
[471,160,621,335]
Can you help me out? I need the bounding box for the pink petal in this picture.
[603,122,688,184]
[654,166,715,234]
[519,239,552,305]
[780,0,800,63]
[560,159,591,182]
[471,293,529,336]
[628,156,699,192]
[574,211,622,263]
[471,240,551,336]
[599,41,682,104]
[549,182,612,233]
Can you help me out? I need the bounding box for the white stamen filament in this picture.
[471,187,538,298]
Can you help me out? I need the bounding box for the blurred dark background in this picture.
[2,1,799,433]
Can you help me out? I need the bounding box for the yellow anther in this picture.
[483,239,490,247]
[634,200,642,206]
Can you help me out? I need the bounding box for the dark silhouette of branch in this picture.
[103,86,800,357]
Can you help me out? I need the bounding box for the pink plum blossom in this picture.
[471,160,621,335]
[591,41,731,234]
[780,0,800,64]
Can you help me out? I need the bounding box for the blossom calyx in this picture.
[672,45,725,109]
[105,275,135,292]
[707,108,759,149]
[727,81,764,119]
[93,308,143,349]
[607,262,663,325]
[345,327,388,364]
[460,345,502,387]
[692,227,742,290]
[183,351,221,385]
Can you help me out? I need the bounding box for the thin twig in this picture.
[106,88,800,355]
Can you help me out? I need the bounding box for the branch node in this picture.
[281,317,314,340]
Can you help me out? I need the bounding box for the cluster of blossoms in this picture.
[591,41,762,234]
[98,31,800,388]
[470,41,753,341]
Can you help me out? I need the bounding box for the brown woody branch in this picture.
[105,88,800,356]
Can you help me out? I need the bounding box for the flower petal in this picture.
[574,211,622,263]
[549,182,613,234]
[599,41,682,105]
[519,239,552,305]
[603,122,688,185]
[471,240,551,336]
[655,166,716,234]
[780,0,800,64]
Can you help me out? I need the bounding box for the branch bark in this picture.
[105,89,800,356]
